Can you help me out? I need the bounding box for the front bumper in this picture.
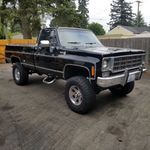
[97,68,146,88]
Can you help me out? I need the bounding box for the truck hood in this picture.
[78,46,145,56]
[63,46,145,64]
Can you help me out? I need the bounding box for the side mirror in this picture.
[40,40,50,45]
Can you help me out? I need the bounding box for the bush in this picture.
[88,22,105,36]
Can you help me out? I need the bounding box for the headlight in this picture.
[102,60,108,69]
[102,57,114,71]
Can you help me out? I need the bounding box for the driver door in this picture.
[34,29,58,75]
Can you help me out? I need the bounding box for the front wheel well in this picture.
[11,56,20,64]
[64,66,90,80]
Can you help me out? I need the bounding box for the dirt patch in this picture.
[106,125,124,142]
[0,134,5,146]
[0,117,3,125]
[1,103,14,111]
[144,71,150,77]
[8,79,13,82]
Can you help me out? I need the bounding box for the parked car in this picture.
[5,27,146,114]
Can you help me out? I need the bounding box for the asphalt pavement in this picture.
[0,64,150,150]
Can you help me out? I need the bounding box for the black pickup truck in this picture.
[5,27,146,114]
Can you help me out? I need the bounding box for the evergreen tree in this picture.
[109,0,135,30]
[78,0,89,28]
[50,0,81,27]
[134,11,146,27]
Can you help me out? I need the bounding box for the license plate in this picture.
[127,74,135,83]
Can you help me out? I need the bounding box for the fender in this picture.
[63,64,96,80]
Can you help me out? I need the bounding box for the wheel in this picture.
[65,76,96,114]
[12,63,29,85]
[109,81,135,96]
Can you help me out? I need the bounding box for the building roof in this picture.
[132,31,150,38]
[120,25,150,34]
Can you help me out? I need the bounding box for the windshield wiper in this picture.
[68,42,81,44]
[85,42,96,45]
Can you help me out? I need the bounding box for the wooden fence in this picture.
[1,38,150,70]
[100,38,150,70]
[0,39,36,63]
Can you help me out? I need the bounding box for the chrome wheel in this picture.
[14,68,20,81]
[69,85,83,106]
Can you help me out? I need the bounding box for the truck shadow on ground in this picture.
[28,75,44,85]
[93,91,127,114]
[25,75,128,115]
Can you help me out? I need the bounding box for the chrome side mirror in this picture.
[40,40,50,45]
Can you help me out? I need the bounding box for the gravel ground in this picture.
[0,64,150,150]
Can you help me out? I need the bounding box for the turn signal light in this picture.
[91,66,95,77]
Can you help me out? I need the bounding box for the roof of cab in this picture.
[43,27,89,31]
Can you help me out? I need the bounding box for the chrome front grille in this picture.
[113,55,143,72]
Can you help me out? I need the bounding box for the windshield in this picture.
[58,28,104,49]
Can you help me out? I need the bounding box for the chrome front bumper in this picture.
[97,68,146,88]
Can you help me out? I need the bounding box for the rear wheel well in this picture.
[64,66,90,80]
[11,57,20,64]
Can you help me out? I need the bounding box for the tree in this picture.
[0,22,5,39]
[88,22,105,35]
[134,11,146,27]
[0,0,90,39]
[109,0,135,29]
[78,0,89,28]
[0,0,53,39]
[50,0,81,27]
[0,0,8,39]
[16,0,51,38]
[51,0,90,28]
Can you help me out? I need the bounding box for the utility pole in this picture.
[136,0,142,15]
[136,0,142,26]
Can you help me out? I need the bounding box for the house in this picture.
[132,31,150,38]
[107,25,150,36]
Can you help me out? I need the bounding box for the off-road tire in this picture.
[65,76,96,114]
[12,63,29,85]
[109,81,135,96]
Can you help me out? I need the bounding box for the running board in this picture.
[43,76,56,85]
